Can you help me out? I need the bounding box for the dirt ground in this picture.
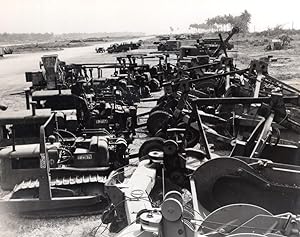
[0,34,300,236]
[231,33,300,89]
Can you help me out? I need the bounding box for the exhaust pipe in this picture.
[30,101,37,116]
[24,88,30,110]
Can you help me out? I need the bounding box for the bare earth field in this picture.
[232,34,300,89]
[0,34,300,236]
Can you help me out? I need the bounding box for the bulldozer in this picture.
[0,110,129,217]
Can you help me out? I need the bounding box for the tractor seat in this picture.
[89,136,109,166]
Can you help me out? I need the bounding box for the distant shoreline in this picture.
[0,35,145,54]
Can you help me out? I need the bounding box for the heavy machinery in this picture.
[0,111,129,217]
[0,47,13,57]
[25,54,167,111]
[27,63,140,108]
[106,42,141,53]
[28,89,138,139]
[101,137,300,237]
[0,47,4,57]
[116,54,164,94]
[145,58,300,150]
[25,63,139,140]
[0,104,7,111]
[197,26,239,58]
[158,27,238,57]
[0,107,52,148]
[25,54,66,91]
[95,47,105,53]
[3,31,300,230]
[106,86,300,230]
[158,40,181,52]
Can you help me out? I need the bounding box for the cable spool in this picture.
[161,191,184,222]
[148,151,164,163]
[163,190,182,201]
[140,211,162,233]
[116,137,127,152]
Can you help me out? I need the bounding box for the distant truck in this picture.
[265,35,293,51]
[106,42,141,53]
[0,47,13,57]
[157,40,181,52]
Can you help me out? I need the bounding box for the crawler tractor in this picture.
[0,112,129,217]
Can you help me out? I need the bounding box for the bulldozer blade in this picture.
[0,195,109,218]
[192,157,300,215]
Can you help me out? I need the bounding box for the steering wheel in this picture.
[53,129,77,147]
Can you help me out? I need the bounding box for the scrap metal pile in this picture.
[1,28,300,236]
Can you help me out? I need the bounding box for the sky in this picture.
[0,0,299,34]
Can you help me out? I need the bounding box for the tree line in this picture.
[0,32,144,44]
[190,10,251,33]
[0,33,54,43]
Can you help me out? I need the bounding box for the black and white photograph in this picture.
[0,0,300,236]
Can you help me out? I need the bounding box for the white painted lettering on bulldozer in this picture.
[96,119,108,124]
[77,154,93,160]
[126,117,132,128]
